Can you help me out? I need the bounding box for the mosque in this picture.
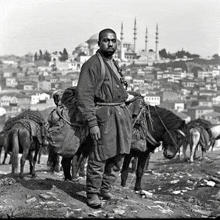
[50,19,160,69]
[73,18,160,64]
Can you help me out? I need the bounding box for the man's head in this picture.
[98,28,117,58]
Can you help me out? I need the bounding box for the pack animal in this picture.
[48,89,186,196]
[3,111,48,178]
[182,119,220,162]
[120,104,186,193]
[46,89,90,180]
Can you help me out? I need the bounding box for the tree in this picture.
[59,48,68,62]
[213,54,220,60]
[159,49,168,59]
[191,66,203,77]
[39,50,43,60]
[43,50,51,62]
[34,52,38,61]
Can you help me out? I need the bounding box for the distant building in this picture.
[187,105,213,120]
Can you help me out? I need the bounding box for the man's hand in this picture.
[90,125,101,141]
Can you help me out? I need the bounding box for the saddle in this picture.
[187,119,213,142]
[126,94,160,151]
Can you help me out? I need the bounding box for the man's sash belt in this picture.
[96,102,125,107]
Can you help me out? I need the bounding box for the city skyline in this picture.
[0,0,219,58]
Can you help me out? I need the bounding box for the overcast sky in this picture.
[0,0,219,58]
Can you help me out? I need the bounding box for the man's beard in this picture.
[103,48,115,57]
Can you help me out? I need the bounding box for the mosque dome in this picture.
[91,44,99,49]
[77,42,88,48]
[89,33,99,41]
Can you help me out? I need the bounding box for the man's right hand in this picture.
[90,125,101,141]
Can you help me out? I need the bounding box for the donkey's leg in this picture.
[131,156,138,173]
[121,153,133,187]
[20,147,29,179]
[11,131,19,175]
[28,152,34,175]
[61,156,72,181]
[2,151,7,164]
[189,140,198,163]
[182,141,188,161]
[72,152,86,181]
[201,147,204,159]
[134,152,150,192]
[78,155,87,177]
[32,144,40,177]
[55,155,61,172]
[20,137,31,179]
[37,145,42,164]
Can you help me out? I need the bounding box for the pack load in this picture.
[3,110,47,145]
[47,88,88,157]
[4,110,46,131]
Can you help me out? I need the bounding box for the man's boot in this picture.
[87,194,101,208]
[99,190,121,200]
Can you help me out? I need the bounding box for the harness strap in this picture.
[56,107,84,128]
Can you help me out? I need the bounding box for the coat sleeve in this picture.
[76,57,101,128]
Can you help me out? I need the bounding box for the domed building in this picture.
[86,33,99,56]
[75,42,89,55]
[83,32,137,61]
[73,19,160,64]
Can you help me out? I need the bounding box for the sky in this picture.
[0,0,220,58]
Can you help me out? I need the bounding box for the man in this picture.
[76,28,132,208]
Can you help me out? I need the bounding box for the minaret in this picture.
[145,27,148,52]
[155,23,159,60]
[133,18,137,54]
[120,22,125,61]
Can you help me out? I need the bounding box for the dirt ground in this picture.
[1,148,220,218]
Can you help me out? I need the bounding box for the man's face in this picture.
[98,32,117,57]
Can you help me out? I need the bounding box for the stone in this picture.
[26,197,37,204]
[39,193,52,200]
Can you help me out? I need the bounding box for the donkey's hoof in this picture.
[32,174,37,178]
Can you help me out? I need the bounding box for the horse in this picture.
[182,119,220,162]
[3,111,48,179]
[120,104,186,193]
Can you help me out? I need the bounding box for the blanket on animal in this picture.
[3,110,46,145]
[187,118,212,137]
[4,119,44,146]
[4,110,46,130]
[188,126,210,152]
